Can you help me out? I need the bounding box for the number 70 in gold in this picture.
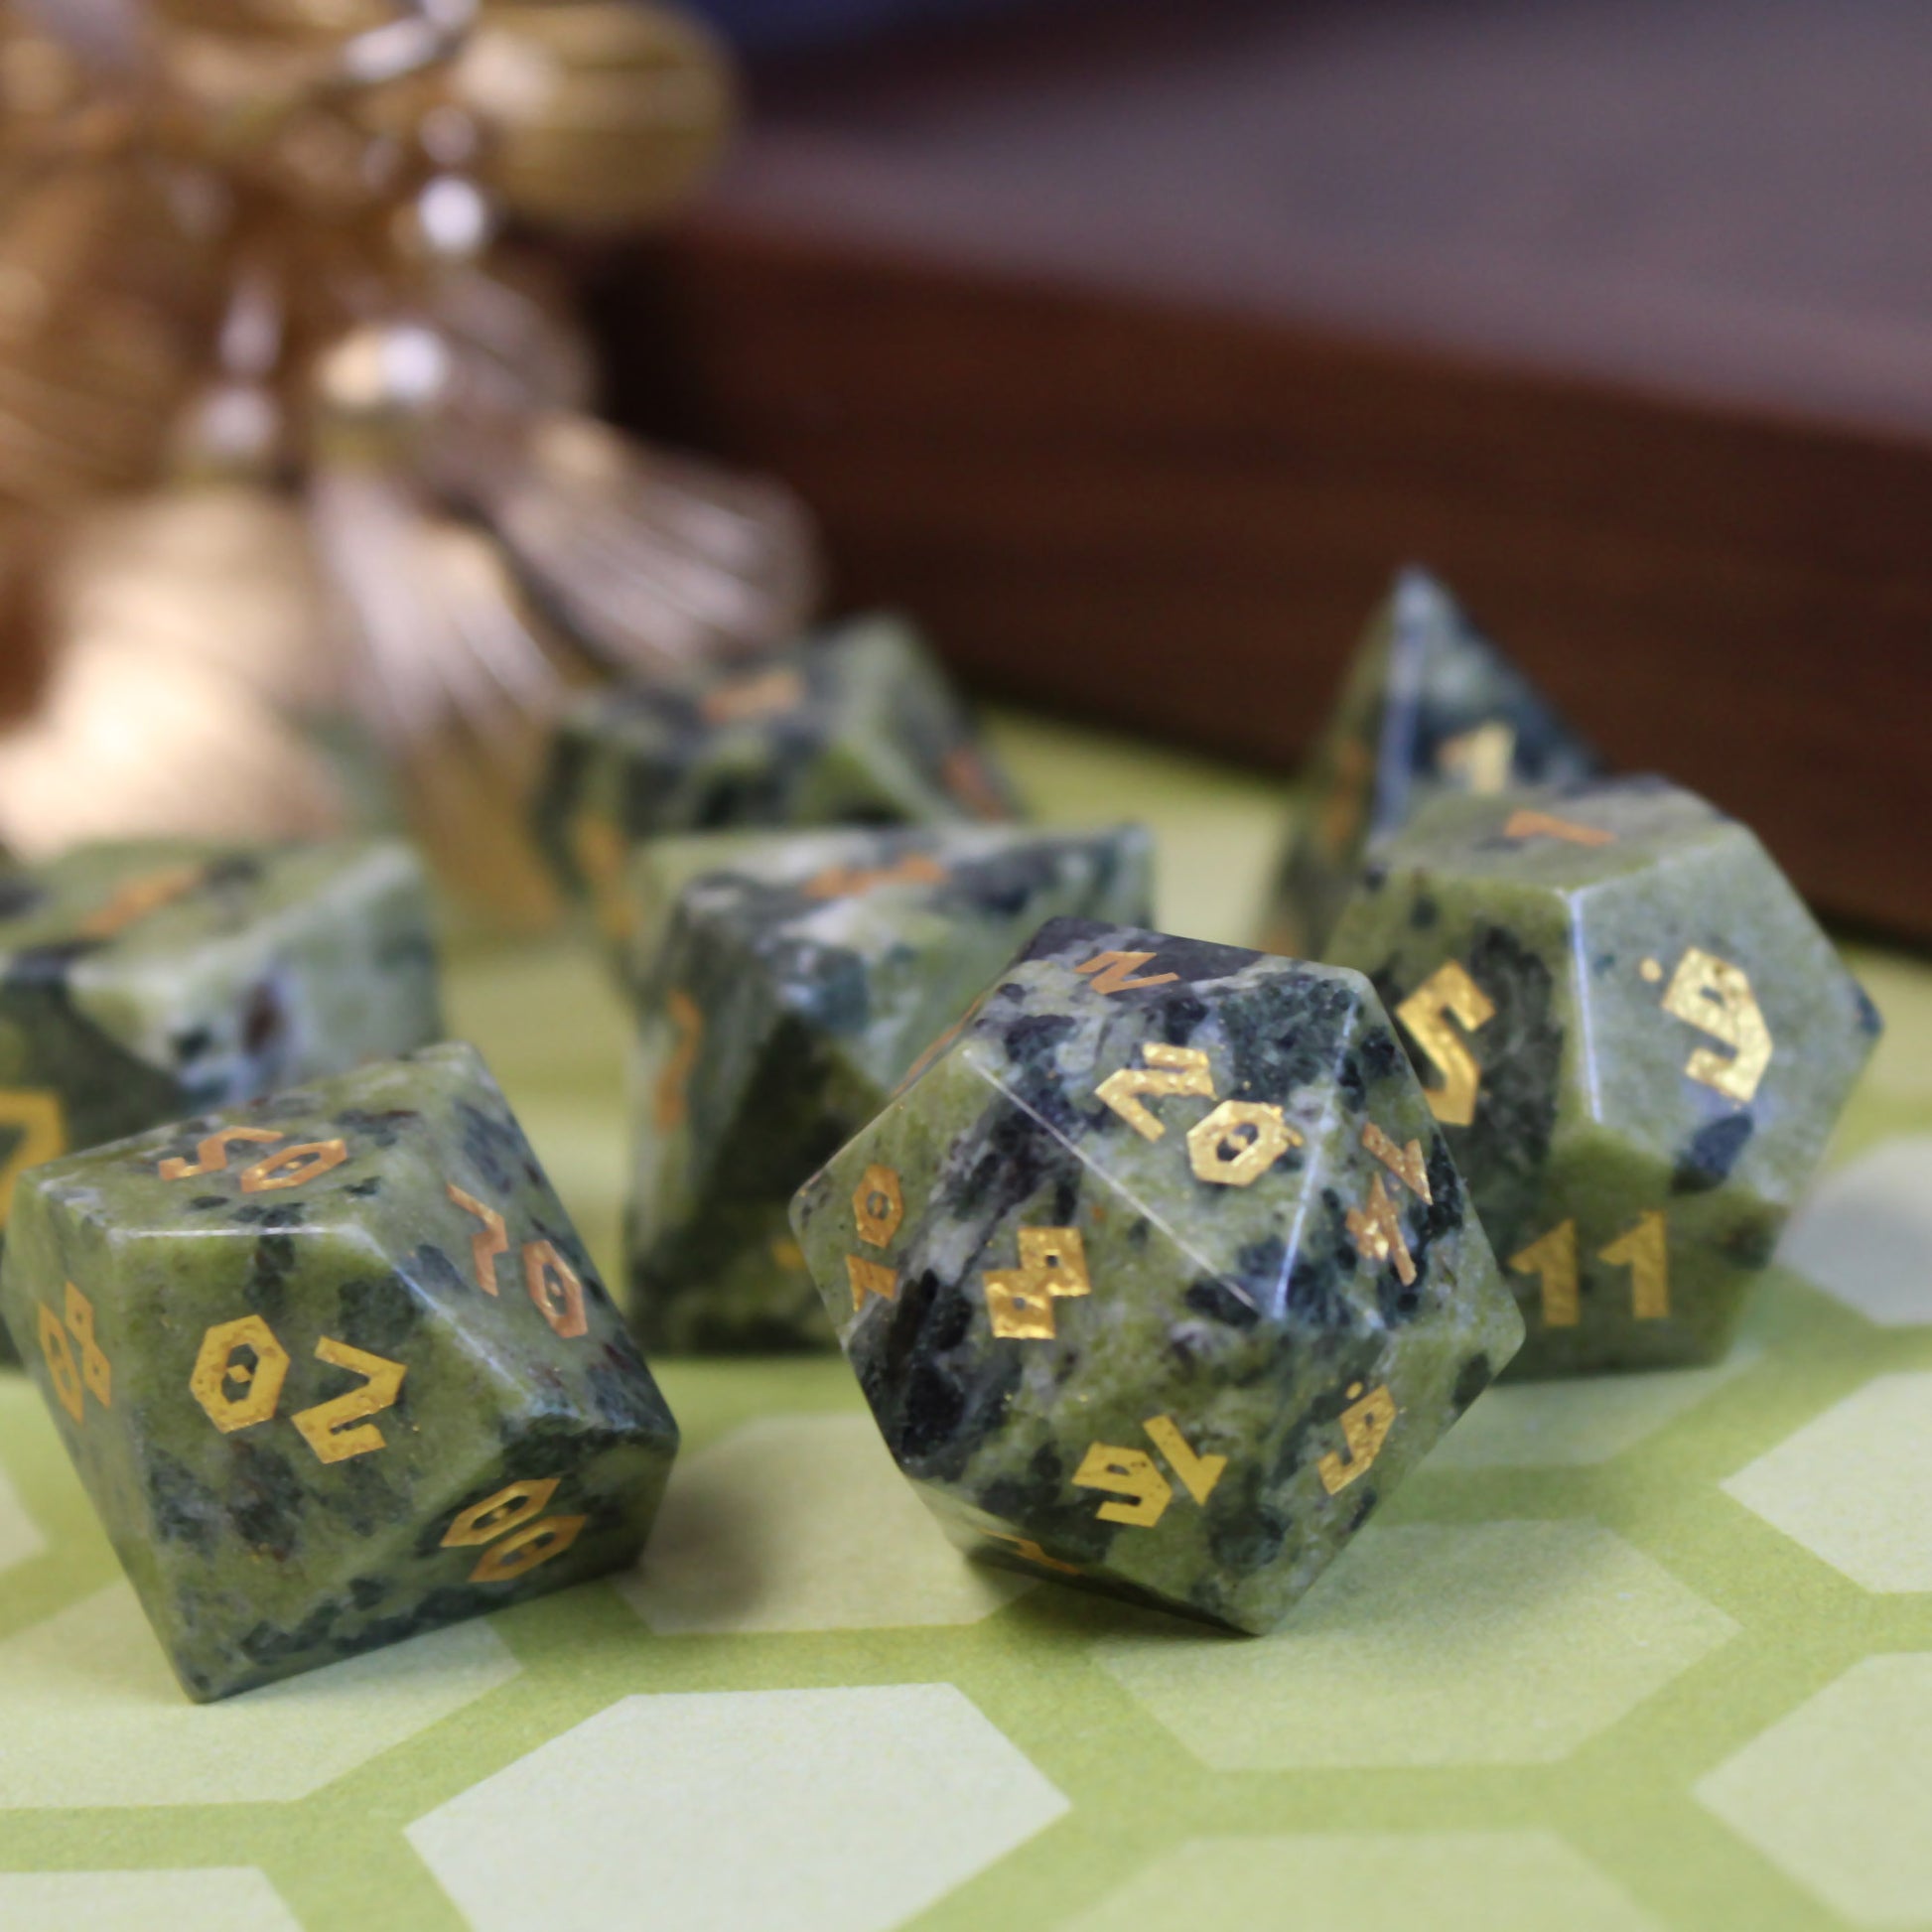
[1509,1211,1668,1326]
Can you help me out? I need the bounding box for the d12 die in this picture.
[1262,569,1600,958]
[789,917,1522,1633]
[533,613,1022,948]
[0,1041,677,1701]
[1325,777,1881,1377]
[628,823,1153,1351]
[0,839,440,1355]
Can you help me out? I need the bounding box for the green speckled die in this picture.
[1326,776,1881,1377]
[628,823,1153,1352]
[0,839,440,1359]
[1262,569,1600,958]
[0,1041,677,1702]
[532,613,1023,950]
[790,916,1523,1633]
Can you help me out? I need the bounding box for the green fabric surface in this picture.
[0,711,1926,1931]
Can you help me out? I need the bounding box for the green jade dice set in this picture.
[1324,775,1879,1375]
[1264,568,1601,959]
[533,613,1022,954]
[791,917,1524,1632]
[0,838,441,1358]
[625,821,1154,1351]
[0,1041,678,1701]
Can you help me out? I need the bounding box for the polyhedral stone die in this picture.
[1325,776,1881,1376]
[627,823,1153,1351]
[0,1040,677,1701]
[532,614,1023,949]
[0,839,441,1356]
[790,916,1523,1633]
[1262,568,1601,959]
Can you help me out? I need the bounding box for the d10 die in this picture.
[1262,569,1600,958]
[0,1040,677,1701]
[533,613,1022,948]
[789,917,1522,1633]
[1326,777,1881,1377]
[0,838,440,1356]
[628,823,1153,1351]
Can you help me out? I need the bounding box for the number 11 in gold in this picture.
[1508,1210,1669,1326]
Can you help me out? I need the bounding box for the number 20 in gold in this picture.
[1509,1211,1669,1327]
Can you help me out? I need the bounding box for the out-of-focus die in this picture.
[0,839,440,1357]
[1325,776,1881,1376]
[0,1041,677,1701]
[789,916,1522,1632]
[1262,569,1600,958]
[628,823,1153,1351]
[533,614,1023,949]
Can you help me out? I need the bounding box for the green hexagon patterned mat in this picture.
[0,715,1929,1932]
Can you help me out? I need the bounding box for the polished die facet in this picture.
[0,838,440,1356]
[790,917,1522,1633]
[533,614,1022,947]
[1263,569,1600,959]
[627,823,1153,1351]
[0,1041,677,1701]
[1325,776,1881,1376]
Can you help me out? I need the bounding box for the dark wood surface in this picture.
[593,0,1932,940]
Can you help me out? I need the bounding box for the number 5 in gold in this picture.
[1650,948,1772,1106]
[1396,962,1496,1128]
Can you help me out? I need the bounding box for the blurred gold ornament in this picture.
[0,0,819,920]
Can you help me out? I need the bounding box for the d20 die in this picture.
[789,916,1522,1633]
[628,823,1153,1351]
[0,1040,676,1701]
[0,838,440,1357]
[1325,776,1881,1377]
[533,613,1022,950]
[1262,568,1600,958]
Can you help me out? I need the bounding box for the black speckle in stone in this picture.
[1184,1277,1262,1328]
[1410,895,1439,929]
[337,1106,422,1154]
[347,1575,388,1611]
[260,1203,306,1232]
[336,1272,424,1354]
[1002,1011,1076,1066]
[1723,1214,1781,1270]
[189,1193,227,1212]
[1361,864,1388,894]
[171,1026,213,1062]
[1856,982,1884,1036]
[1357,1025,1401,1083]
[244,1233,299,1323]
[1449,1352,1494,1415]
[1158,995,1209,1045]
[227,1438,307,1559]
[242,982,284,1056]
[1672,1113,1755,1192]
[1346,1486,1380,1533]
[346,1175,382,1198]
[404,1242,470,1308]
[146,1447,218,1555]
[0,876,42,918]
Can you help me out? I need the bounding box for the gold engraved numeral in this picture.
[524,1240,588,1340]
[802,854,947,901]
[1599,1209,1670,1320]
[1095,1043,1214,1140]
[654,988,704,1132]
[569,812,632,945]
[1361,1122,1432,1201]
[289,1337,407,1465]
[190,1314,291,1432]
[38,1285,111,1425]
[76,863,205,939]
[846,1255,898,1310]
[1396,960,1497,1127]
[1074,1414,1226,1530]
[1438,721,1517,793]
[982,1528,1082,1576]
[1318,1381,1398,1494]
[1655,948,1773,1105]
[942,745,1010,820]
[1502,808,1615,848]
[159,1126,285,1182]
[701,665,805,726]
[1187,1101,1302,1186]
[0,1089,65,1227]
[984,1227,1090,1339]
[895,995,986,1097]
[448,1184,507,1296]
[1346,1173,1417,1287]
[853,1165,904,1246]
[441,1476,588,1585]
[239,1140,347,1193]
[1318,737,1374,855]
[1074,951,1179,996]
[1509,1220,1580,1327]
